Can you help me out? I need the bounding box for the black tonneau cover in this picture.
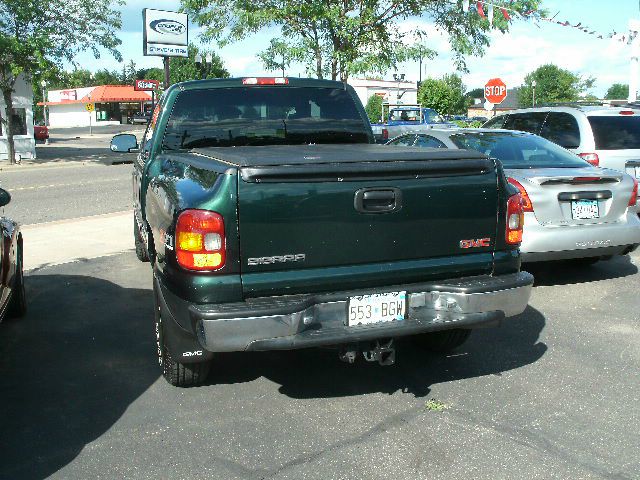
[192,144,487,167]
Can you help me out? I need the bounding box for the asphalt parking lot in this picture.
[1,251,638,479]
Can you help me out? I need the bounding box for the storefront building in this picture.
[0,74,36,162]
[39,85,153,128]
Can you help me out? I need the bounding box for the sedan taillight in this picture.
[578,153,600,167]
[175,210,225,271]
[507,177,534,212]
[629,178,639,207]
[506,194,524,245]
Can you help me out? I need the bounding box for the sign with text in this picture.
[485,78,507,105]
[143,8,188,58]
[134,79,160,91]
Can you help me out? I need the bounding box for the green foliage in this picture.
[425,399,448,411]
[466,87,485,99]
[605,83,629,100]
[258,39,304,76]
[167,45,229,84]
[518,64,595,108]
[0,0,123,162]
[182,0,542,81]
[418,74,467,116]
[364,95,385,123]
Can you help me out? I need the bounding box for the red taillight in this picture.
[242,77,289,85]
[175,210,225,271]
[629,178,638,207]
[507,177,534,212]
[506,194,524,245]
[382,128,389,140]
[620,110,635,115]
[578,153,600,167]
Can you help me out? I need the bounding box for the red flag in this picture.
[501,8,510,20]
[477,2,486,18]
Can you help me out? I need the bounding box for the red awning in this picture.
[38,85,152,106]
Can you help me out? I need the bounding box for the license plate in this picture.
[347,291,406,327]
[571,200,599,219]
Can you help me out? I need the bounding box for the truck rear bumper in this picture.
[183,272,533,352]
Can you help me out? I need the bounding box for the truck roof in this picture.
[168,77,350,92]
[192,144,486,167]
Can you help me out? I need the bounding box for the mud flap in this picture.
[154,276,214,364]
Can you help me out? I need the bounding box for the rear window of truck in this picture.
[588,116,640,149]
[162,86,370,149]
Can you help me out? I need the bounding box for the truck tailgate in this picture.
[233,147,498,297]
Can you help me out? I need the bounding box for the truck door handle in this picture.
[354,188,402,213]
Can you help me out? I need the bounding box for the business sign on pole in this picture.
[134,79,160,91]
[143,9,188,57]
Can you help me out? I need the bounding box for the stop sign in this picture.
[485,78,507,104]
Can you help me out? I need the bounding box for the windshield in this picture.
[450,132,591,169]
[162,86,370,149]
[588,115,640,150]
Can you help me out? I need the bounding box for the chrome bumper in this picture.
[190,272,534,352]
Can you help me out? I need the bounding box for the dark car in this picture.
[0,188,26,321]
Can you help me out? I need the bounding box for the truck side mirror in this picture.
[110,134,140,153]
[0,188,11,207]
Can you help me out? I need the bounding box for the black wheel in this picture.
[134,217,150,262]
[8,241,27,318]
[414,329,471,353]
[154,288,210,387]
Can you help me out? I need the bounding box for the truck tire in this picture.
[154,288,210,387]
[414,329,471,353]
[8,241,27,318]
[134,218,150,262]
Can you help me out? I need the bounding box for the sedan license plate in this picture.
[347,291,406,327]
[571,200,599,219]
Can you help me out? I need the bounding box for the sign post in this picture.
[85,102,95,135]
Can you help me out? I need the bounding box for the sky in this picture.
[68,0,640,97]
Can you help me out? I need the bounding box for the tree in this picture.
[168,45,229,84]
[605,83,629,100]
[518,64,595,108]
[466,87,485,99]
[418,74,467,116]
[258,39,303,77]
[0,0,122,163]
[182,0,541,82]
[364,94,385,123]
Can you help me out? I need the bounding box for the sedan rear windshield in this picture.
[450,132,590,169]
[162,86,370,149]
[588,116,640,150]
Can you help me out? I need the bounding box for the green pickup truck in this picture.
[110,77,533,387]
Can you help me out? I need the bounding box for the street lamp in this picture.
[40,79,49,144]
[393,73,405,105]
[532,80,537,107]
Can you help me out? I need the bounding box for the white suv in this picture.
[483,106,640,179]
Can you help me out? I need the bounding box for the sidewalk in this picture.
[21,210,133,272]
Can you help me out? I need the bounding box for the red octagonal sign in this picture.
[485,78,507,104]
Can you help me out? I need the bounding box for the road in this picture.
[1,127,138,225]
[0,251,639,479]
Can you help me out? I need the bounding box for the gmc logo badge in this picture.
[460,238,492,249]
